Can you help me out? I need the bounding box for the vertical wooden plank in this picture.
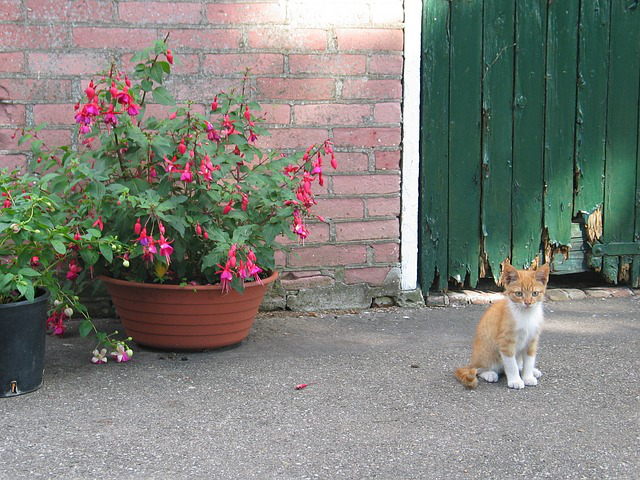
[482,0,515,281]
[604,0,640,283]
[511,0,547,269]
[420,0,450,291]
[544,1,579,249]
[448,0,482,286]
[574,0,610,217]
[635,71,640,288]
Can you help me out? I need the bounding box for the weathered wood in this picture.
[420,0,450,291]
[512,0,547,269]
[544,0,579,249]
[574,0,610,217]
[448,0,482,286]
[603,0,640,283]
[481,0,516,281]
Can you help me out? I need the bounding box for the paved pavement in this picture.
[1,296,639,479]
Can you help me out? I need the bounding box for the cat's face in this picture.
[502,264,550,308]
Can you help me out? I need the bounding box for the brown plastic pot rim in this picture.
[99,270,278,291]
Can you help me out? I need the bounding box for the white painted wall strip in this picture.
[400,0,422,291]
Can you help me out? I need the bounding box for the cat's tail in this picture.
[454,366,478,388]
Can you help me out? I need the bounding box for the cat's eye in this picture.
[532,291,539,297]
[514,292,523,297]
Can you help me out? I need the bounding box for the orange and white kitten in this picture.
[455,263,550,389]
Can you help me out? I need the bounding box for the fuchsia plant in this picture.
[20,37,335,358]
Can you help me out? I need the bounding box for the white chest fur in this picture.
[508,301,544,354]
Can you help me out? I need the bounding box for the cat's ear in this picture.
[502,264,519,285]
[535,264,550,285]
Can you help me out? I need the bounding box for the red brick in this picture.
[375,150,400,170]
[0,79,73,102]
[0,53,24,73]
[118,52,199,74]
[333,127,401,148]
[27,0,115,22]
[295,104,370,126]
[289,54,366,75]
[29,52,109,76]
[369,54,404,75]
[275,249,286,267]
[73,27,157,49]
[206,2,285,24]
[169,77,241,102]
[288,2,369,25]
[0,104,25,124]
[276,223,330,245]
[0,128,71,150]
[372,242,400,263]
[257,127,329,150]
[314,198,364,219]
[345,267,391,286]
[335,219,398,241]
[342,79,402,100]
[0,25,70,49]
[0,0,23,21]
[288,244,367,267]
[248,28,327,51]
[33,104,75,125]
[257,78,335,101]
[170,29,241,50]
[203,54,284,75]
[119,2,202,24]
[0,154,26,171]
[370,3,404,24]
[336,28,403,51]
[367,196,400,217]
[374,103,401,123]
[332,174,399,195]
[333,152,369,172]
[261,104,291,125]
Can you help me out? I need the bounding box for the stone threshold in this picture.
[426,286,636,307]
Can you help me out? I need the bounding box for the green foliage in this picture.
[20,38,336,295]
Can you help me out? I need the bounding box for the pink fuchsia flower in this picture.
[104,104,118,127]
[158,235,173,264]
[244,105,255,126]
[91,348,108,364]
[84,80,95,100]
[66,260,82,281]
[127,103,140,117]
[92,215,104,231]
[166,49,174,65]
[46,311,66,337]
[211,95,218,112]
[217,262,234,293]
[164,155,179,173]
[111,343,133,363]
[223,200,233,215]
[134,218,142,235]
[30,256,40,267]
[180,164,193,183]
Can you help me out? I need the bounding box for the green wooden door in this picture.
[419,0,640,292]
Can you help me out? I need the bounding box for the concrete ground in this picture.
[1,296,639,479]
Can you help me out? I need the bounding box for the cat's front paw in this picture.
[479,371,499,383]
[532,368,542,379]
[507,378,525,390]
[523,375,538,386]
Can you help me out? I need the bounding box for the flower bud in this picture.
[10,223,20,233]
[54,299,62,306]
[123,259,130,268]
[64,307,74,317]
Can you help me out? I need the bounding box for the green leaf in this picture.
[86,181,106,201]
[141,79,154,92]
[152,86,175,106]
[99,244,114,263]
[149,63,164,84]
[51,239,67,255]
[154,40,168,56]
[80,248,99,266]
[157,61,171,74]
[18,133,33,146]
[18,267,41,277]
[79,319,93,338]
[17,282,35,302]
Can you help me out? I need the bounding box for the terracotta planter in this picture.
[100,272,277,350]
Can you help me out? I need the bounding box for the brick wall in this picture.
[0,0,405,310]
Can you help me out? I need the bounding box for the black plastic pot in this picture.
[0,289,50,397]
